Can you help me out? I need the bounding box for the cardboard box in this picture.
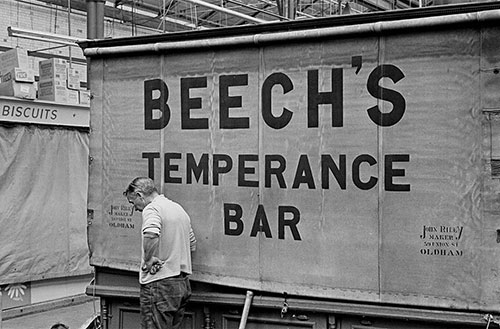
[1,67,35,83]
[38,79,80,105]
[38,58,68,82]
[79,90,90,105]
[38,79,68,103]
[67,89,79,105]
[0,48,29,74]
[0,80,36,99]
[67,67,87,90]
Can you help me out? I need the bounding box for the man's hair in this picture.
[123,177,158,196]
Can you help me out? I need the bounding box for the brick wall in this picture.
[0,0,156,70]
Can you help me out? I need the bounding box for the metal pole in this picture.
[238,291,254,329]
[96,0,105,38]
[288,0,297,19]
[68,0,72,68]
[86,0,97,39]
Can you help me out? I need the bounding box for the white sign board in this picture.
[0,96,89,128]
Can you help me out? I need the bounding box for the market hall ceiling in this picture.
[36,0,432,33]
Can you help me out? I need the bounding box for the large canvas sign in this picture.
[86,22,500,312]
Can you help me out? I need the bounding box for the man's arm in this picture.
[142,232,162,274]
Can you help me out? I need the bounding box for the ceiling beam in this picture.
[114,0,202,29]
[182,0,269,24]
[258,0,315,18]
[30,0,195,32]
[236,1,285,20]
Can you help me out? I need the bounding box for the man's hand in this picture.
[142,256,164,275]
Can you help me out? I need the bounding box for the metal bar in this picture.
[8,27,80,45]
[27,49,87,63]
[7,28,78,46]
[157,0,206,29]
[226,0,289,20]
[182,0,269,24]
[33,44,68,52]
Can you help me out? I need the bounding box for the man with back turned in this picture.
[124,177,196,329]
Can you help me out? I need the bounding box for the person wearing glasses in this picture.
[124,177,196,329]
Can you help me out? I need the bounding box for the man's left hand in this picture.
[142,256,164,275]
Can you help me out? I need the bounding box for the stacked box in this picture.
[39,58,67,81]
[0,78,36,99]
[38,79,68,103]
[38,58,69,103]
[67,67,87,90]
[67,89,79,105]
[0,48,36,99]
[38,83,80,104]
[0,48,29,75]
[38,58,88,105]
[67,66,90,105]
[2,67,35,83]
[79,90,90,105]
